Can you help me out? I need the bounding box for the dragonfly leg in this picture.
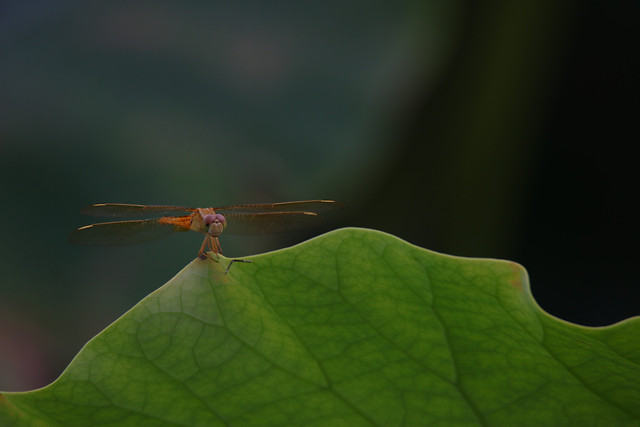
[199,235,219,261]
[213,236,223,255]
[225,258,253,274]
[198,236,208,259]
[199,234,251,273]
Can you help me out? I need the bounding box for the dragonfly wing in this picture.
[68,219,187,246]
[215,200,342,215]
[222,212,323,235]
[80,203,194,218]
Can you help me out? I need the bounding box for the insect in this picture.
[68,200,340,271]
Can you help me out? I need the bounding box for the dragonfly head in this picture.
[203,213,226,237]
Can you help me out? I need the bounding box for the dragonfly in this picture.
[68,200,340,269]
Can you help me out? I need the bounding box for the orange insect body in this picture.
[157,209,222,233]
[69,200,340,260]
[157,215,194,231]
[157,209,224,258]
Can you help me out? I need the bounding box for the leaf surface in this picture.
[1,228,639,426]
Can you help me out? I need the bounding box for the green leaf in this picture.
[1,228,639,426]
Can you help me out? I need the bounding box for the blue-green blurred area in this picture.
[1,0,639,391]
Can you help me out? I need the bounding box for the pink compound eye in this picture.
[203,214,226,226]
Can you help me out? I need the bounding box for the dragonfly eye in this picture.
[203,214,216,226]
[204,214,226,227]
[214,214,226,226]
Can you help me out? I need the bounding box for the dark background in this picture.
[1,0,638,391]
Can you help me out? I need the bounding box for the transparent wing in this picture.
[214,200,342,215]
[79,203,194,218]
[68,219,187,246]
[222,212,324,235]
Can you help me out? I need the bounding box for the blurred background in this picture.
[1,0,638,391]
